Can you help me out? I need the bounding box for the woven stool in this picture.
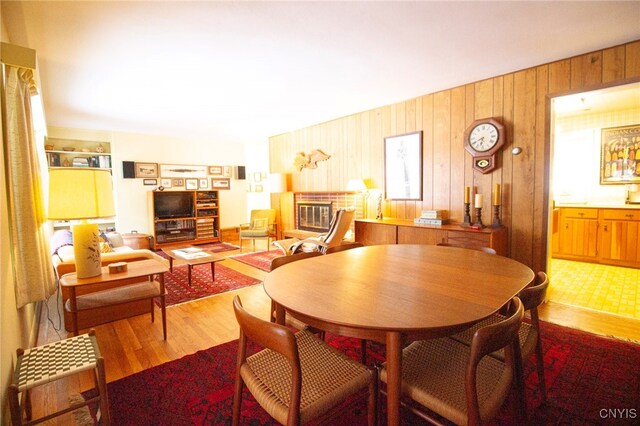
[9,330,110,425]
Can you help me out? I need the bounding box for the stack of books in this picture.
[173,247,210,260]
[414,210,449,226]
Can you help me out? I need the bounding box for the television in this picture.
[154,191,194,219]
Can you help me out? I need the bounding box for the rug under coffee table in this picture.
[161,246,224,286]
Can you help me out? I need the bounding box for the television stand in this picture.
[148,190,221,248]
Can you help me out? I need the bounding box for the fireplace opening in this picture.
[296,201,333,232]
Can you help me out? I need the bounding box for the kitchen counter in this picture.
[554,203,640,209]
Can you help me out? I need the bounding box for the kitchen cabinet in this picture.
[554,207,640,268]
[599,209,640,267]
[557,208,599,260]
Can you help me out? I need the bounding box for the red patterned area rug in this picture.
[160,264,260,306]
[156,247,260,306]
[229,250,283,272]
[85,322,640,425]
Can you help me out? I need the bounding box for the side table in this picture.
[60,259,168,339]
[9,330,110,425]
[121,232,154,250]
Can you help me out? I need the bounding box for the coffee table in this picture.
[161,246,223,286]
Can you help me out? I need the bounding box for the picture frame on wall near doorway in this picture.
[600,124,640,184]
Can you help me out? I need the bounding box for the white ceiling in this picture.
[3,1,640,144]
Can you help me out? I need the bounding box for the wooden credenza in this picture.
[354,219,508,256]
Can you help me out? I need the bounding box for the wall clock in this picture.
[463,118,506,174]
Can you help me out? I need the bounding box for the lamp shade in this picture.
[48,168,115,220]
[270,173,288,193]
[346,179,367,192]
[48,168,115,278]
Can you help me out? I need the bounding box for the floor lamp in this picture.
[48,168,115,278]
[269,173,288,239]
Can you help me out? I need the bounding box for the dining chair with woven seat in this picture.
[268,251,323,331]
[379,297,525,426]
[436,242,497,255]
[324,241,364,254]
[232,296,377,426]
[450,271,550,402]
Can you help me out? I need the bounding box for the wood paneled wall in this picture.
[269,40,640,272]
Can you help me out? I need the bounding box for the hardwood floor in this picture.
[29,241,640,424]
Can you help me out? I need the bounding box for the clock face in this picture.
[469,123,499,152]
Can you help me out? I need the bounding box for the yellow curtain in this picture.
[2,65,55,308]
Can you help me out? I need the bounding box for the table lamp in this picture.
[346,178,369,218]
[48,168,115,278]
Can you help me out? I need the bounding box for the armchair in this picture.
[273,208,355,255]
[239,209,277,252]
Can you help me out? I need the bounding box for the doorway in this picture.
[548,82,640,323]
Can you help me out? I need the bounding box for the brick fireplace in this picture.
[296,201,333,232]
[291,192,364,235]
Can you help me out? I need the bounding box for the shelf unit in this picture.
[45,137,112,170]
[149,190,221,248]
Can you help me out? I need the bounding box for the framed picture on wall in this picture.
[384,131,423,200]
[172,178,184,187]
[160,164,208,178]
[208,166,223,175]
[135,162,158,178]
[600,124,640,184]
[211,178,231,189]
[185,178,198,190]
[199,178,209,189]
[160,178,172,188]
[143,179,157,186]
[223,166,232,177]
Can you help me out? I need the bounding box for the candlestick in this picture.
[462,202,471,226]
[464,186,470,204]
[491,205,503,228]
[493,183,501,206]
[474,193,483,208]
[473,207,484,228]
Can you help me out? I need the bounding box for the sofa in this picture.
[51,230,168,332]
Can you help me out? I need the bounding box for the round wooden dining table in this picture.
[263,244,535,426]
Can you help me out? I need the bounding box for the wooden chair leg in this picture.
[150,299,155,323]
[96,357,111,425]
[232,378,243,426]
[360,339,368,364]
[269,300,276,323]
[535,337,547,402]
[161,295,167,340]
[9,384,23,426]
[367,368,378,426]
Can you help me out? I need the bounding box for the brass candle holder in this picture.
[491,205,503,228]
[473,207,484,228]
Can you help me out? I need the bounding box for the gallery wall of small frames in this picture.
[133,162,233,190]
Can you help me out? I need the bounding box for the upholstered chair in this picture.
[239,209,277,252]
